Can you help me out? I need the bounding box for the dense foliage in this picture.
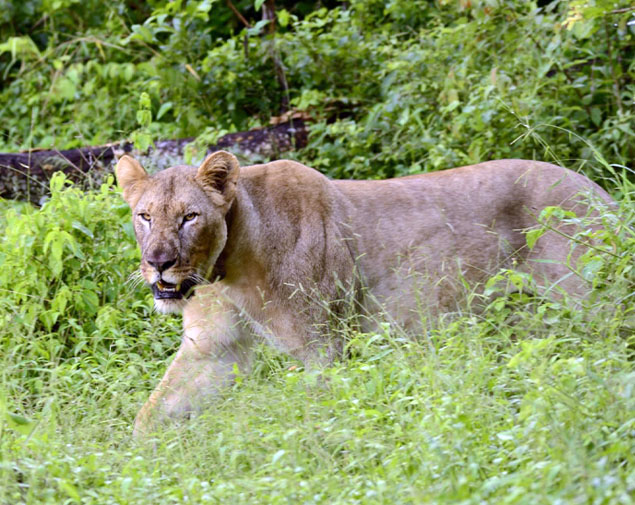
[1,1,633,179]
[0,0,633,503]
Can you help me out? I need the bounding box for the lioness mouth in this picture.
[152,278,197,300]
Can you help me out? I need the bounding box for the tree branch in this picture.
[226,0,251,28]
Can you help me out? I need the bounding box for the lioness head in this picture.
[116,151,239,313]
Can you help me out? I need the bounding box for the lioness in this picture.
[116,152,612,436]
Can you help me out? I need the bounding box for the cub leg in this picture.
[133,292,253,438]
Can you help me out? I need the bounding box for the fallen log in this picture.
[0,119,308,203]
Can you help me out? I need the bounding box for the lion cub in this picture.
[116,152,612,436]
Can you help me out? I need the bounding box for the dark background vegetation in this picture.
[0,0,633,181]
[0,1,633,503]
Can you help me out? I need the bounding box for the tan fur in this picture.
[116,153,613,436]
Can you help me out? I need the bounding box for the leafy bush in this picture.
[0,173,135,347]
[1,1,632,186]
[294,1,634,179]
[0,0,318,150]
[0,175,184,413]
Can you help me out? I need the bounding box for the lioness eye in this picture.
[183,212,198,222]
[139,212,151,222]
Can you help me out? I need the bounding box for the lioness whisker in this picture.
[126,271,143,282]
[125,271,146,291]
[192,273,210,285]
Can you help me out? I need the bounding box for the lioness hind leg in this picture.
[522,206,614,299]
[522,232,588,298]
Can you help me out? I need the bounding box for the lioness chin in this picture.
[116,152,613,437]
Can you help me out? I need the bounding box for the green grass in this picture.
[1,310,633,504]
[1,178,633,504]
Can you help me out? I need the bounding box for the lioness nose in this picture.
[147,257,177,273]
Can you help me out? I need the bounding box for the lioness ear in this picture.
[195,151,240,209]
[116,155,148,208]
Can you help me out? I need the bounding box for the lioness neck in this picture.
[218,181,266,287]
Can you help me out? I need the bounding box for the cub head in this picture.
[116,151,239,313]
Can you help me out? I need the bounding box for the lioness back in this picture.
[330,159,612,325]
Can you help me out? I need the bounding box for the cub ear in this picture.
[195,151,240,210]
[115,155,148,208]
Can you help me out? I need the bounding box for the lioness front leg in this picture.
[133,295,253,438]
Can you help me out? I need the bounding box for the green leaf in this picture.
[43,230,58,254]
[156,102,173,120]
[278,8,290,27]
[50,77,77,102]
[539,206,577,222]
[254,0,266,11]
[128,24,156,44]
[71,221,94,239]
[571,19,597,40]
[3,405,36,436]
[51,239,63,262]
[0,36,41,60]
[123,63,135,82]
[139,91,152,109]
[581,257,604,281]
[526,228,545,250]
[136,109,152,127]
[50,239,64,277]
[58,479,81,502]
[132,131,153,152]
[248,19,271,35]
[271,449,285,464]
[81,290,100,315]
[39,310,60,331]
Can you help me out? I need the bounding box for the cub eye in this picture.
[139,212,151,222]
[183,212,198,223]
